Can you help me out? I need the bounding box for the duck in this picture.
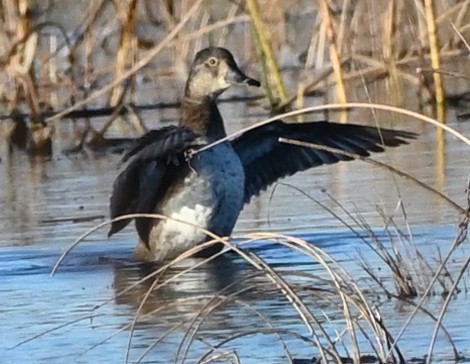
[108,47,416,262]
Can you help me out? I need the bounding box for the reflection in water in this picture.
[1,153,49,246]
[112,255,246,313]
[435,127,446,195]
[109,254,276,361]
[0,150,117,247]
[107,249,333,362]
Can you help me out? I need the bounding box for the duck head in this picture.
[184,47,260,101]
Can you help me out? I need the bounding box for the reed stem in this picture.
[246,0,289,109]
[317,0,347,122]
[424,0,446,122]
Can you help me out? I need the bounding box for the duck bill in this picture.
[227,67,260,87]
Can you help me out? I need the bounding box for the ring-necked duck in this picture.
[108,47,416,261]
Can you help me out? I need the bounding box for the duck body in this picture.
[109,47,417,262]
[134,140,244,261]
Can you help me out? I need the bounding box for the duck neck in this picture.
[180,97,226,141]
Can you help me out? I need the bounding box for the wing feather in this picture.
[232,120,416,203]
[108,126,199,241]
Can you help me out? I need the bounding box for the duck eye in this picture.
[207,57,218,67]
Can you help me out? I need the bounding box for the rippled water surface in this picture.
[1,102,469,363]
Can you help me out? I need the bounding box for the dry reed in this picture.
[423,0,446,122]
[1,0,469,153]
[317,0,347,123]
[246,0,289,109]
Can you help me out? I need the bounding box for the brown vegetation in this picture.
[0,0,469,155]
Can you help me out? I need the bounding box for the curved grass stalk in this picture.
[128,234,348,362]
[117,228,408,361]
[124,238,273,364]
[124,246,228,364]
[167,233,339,360]
[47,214,420,361]
[48,216,298,363]
[278,137,466,215]
[239,234,398,361]
[247,253,337,363]
[174,279,295,364]
[80,294,239,360]
[193,102,470,157]
[51,212,235,275]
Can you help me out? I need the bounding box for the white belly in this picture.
[138,142,245,261]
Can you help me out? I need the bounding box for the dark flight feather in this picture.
[232,120,417,203]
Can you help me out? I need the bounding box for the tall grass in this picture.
[43,194,467,363]
[317,0,348,123]
[423,0,446,122]
[246,0,289,109]
[0,0,468,154]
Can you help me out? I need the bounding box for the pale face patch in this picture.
[188,61,230,99]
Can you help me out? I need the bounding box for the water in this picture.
[1,105,469,363]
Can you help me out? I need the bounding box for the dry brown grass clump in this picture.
[1,0,469,154]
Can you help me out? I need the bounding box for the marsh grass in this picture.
[50,217,409,363]
[45,200,467,363]
[246,0,289,109]
[0,0,469,154]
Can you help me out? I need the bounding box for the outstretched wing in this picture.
[108,126,199,242]
[232,120,416,203]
